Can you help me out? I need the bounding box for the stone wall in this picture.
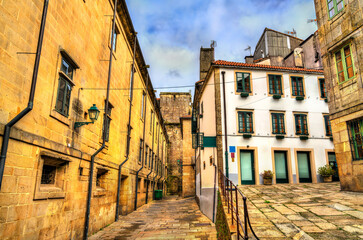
[181,118,196,198]
[159,93,193,195]
[0,1,167,239]
[314,0,363,191]
[200,47,215,81]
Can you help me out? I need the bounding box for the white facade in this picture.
[195,72,218,221]
[217,66,335,185]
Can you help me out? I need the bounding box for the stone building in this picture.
[0,1,167,239]
[252,28,303,66]
[159,92,195,197]
[314,0,363,191]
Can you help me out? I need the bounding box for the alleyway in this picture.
[240,182,363,239]
[89,196,217,240]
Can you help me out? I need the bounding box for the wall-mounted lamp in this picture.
[74,104,100,129]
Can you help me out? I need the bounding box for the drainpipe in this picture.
[145,109,157,203]
[115,32,138,221]
[0,0,49,191]
[134,71,149,210]
[221,71,229,178]
[83,0,117,238]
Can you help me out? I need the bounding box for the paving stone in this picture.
[275,223,300,236]
[329,203,354,211]
[308,206,346,216]
[89,196,217,239]
[345,211,363,220]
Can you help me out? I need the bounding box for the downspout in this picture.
[145,108,156,203]
[221,71,229,178]
[115,32,138,221]
[134,72,149,210]
[212,148,217,222]
[0,0,49,191]
[83,0,117,238]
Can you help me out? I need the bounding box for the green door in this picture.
[328,152,339,181]
[297,152,312,183]
[240,150,255,185]
[275,151,289,183]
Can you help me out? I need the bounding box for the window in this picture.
[295,114,308,135]
[55,58,74,117]
[291,76,304,97]
[192,133,198,149]
[150,151,153,169]
[103,101,113,142]
[34,153,70,200]
[327,0,344,18]
[96,168,108,188]
[335,44,355,84]
[139,140,144,164]
[238,111,253,133]
[271,113,285,134]
[324,115,332,136]
[268,75,283,95]
[236,72,251,93]
[348,118,363,161]
[110,24,119,52]
[319,79,327,99]
[198,132,204,148]
[141,91,145,119]
[150,110,154,131]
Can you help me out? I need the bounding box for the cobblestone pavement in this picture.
[89,196,217,240]
[239,182,363,240]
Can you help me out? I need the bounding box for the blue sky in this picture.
[125,0,318,95]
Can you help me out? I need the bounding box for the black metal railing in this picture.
[219,169,259,240]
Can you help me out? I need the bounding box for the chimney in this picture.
[199,46,214,81]
[245,56,254,64]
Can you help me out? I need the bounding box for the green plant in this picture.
[261,170,273,179]
[317,165,335,177]
[264,200,270,203]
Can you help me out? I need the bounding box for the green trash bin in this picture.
[154,190,162,200]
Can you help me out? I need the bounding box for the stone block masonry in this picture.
[0,0,168,239]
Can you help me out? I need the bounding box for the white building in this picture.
[194,59,336,220]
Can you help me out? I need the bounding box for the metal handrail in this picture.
[218,169,259,240]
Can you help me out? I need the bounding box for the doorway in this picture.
[240,150,255,185]
[274,151,289,183]
[328,152,339,181]
[297,151,312,183]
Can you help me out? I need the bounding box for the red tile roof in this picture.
[213,60,324,74]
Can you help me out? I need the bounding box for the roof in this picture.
[212,60,324,74]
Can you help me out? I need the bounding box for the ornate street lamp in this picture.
[74,104,100,129]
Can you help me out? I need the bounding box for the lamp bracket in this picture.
[74,121,94,129]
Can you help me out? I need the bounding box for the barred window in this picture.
[348,118,363,161]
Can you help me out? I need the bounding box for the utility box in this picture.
[154,190,163,200]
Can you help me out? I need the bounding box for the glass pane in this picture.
[241,152,253,181]
[329,9,335,18]
[244,74,250,92]
[345,55,352,67]
[347,67,354,79]
[338,72,345,83]
[328,152,336,163]
[275,152,287,179]
[337,60,343,72]
[335,52,342,61]
[328,1,334,10]
[344,46,350,56]
[297,153,310,178]
[337,2,343,11]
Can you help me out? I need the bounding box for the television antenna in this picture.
[284,28,297,37]
[244,46,252,56]
[210,40,217,48]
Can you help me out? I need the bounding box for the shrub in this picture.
[261,170,273,179]
[317,165,335,176]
